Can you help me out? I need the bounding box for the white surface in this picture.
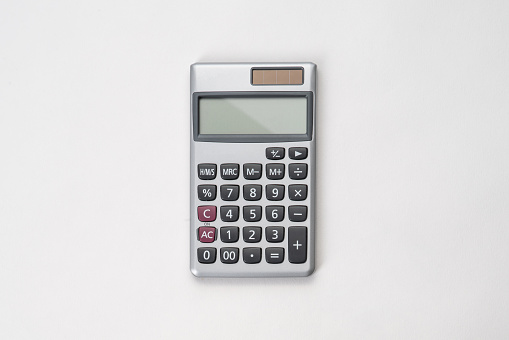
[1,0,508,339]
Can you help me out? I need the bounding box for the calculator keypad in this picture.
[195,146,310,267]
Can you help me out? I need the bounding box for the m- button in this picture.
[243,163,262,180]
[220,163,239,180]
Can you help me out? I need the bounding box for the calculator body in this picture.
[190,62,316,277]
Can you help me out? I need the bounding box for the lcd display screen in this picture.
[198,97,307,135]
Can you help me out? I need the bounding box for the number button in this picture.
[288,205,307,222]
[266,163,285,180]
[288,184,307,201]
[198,164,217,180]
[198,185,216,201]
[243,206,262,222]
[266,247,285,264]
[289,163,307,180]
[220,206,239,222]
[197,247,216,264]
[220,185,239,201]
[265,205,285,222]
[243,247,262,264]
[289,147,308,160]
[266,206,284,222]
[266,147,285,160]
[220,163,240,180]
[266,184,285,201]
[243,226,262,243]
[243,184,262,201]
[243,163,262,180]
[220,227,239,243]
[220,247,239,264]
[266,226,284,243]
[288,227,307,263]
[197,206,216,222]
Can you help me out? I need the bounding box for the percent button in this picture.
[198,185,217,201]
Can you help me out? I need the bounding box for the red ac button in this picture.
[198,227,216,243]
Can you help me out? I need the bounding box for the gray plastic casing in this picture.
[190,62,316,277]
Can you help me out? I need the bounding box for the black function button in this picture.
[220,163,239,180]
[266,147,285,160]
[243,247,262,264]
[288,184,308,201]
[266,226,284,243]
[220,227,239,243]
[220,247,239,264]
[243,184,262,201]
[243,163,262,180]
[289,163,307,180]
[198,185,216,201]
[288,227,307,264]
[266,247,285,264]
[266,163,285,180]
[197,247,216,264]
[243,206,262,222]
[266,184,285,201]
[220,185,239,201]
[220,206,239,222]
[243,226,262,243]
[266,206,285,222]
[289,147,308,160]
[288,205,307,222]
[198,164,217,180]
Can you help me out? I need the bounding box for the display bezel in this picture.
[193,91,313,142]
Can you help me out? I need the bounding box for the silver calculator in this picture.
[190,62,316,277]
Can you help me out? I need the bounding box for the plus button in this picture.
[293,241,302,250]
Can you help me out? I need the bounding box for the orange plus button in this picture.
[198,205,216,222]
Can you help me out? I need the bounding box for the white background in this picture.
[1,1,508,339]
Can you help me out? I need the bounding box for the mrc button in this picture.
[197,163,217,180]
[220,163,239,180]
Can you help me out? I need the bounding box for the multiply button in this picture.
[266,147,285,160]
[289,163,307,180]
[243,163,262,180]
[288,227,307,264]
[198,164,216,180]
[198,227,216,243]
[197,206,216,222]
[289,147,308,160]
[220,163,239,180]
[289,184,307,201]
[266,163,285,180]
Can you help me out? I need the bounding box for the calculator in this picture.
[190,62,316,277]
